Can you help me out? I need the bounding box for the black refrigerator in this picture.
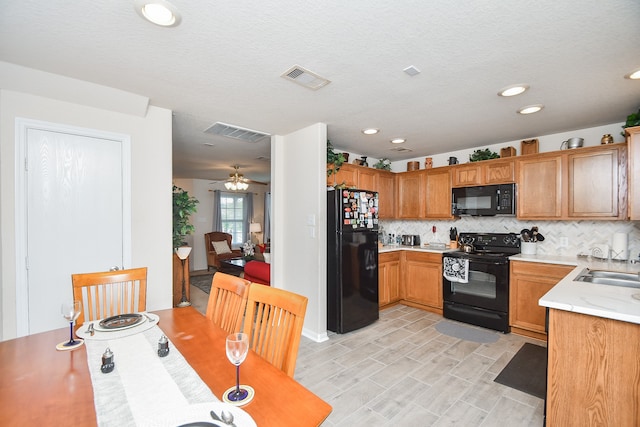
[327,188,379,333]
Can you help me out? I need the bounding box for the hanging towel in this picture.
[443,257,469,283]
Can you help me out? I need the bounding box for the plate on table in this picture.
[97,313,144,331]
[141,402,256,427]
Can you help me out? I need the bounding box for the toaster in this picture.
[401,235,421,246]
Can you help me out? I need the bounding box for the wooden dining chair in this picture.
[242,284,308,377]
[72,267,147,326]
[205,272,251,334]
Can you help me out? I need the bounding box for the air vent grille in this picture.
[281,65,331,90]
[203,122,269,143]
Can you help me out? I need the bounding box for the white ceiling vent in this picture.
[390,147,413,153]
[281,65,331,90]
[204,122,270,143]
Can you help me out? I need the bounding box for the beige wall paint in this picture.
[1,67,173,340]
[173,178,270,271]
[272,124,328,342]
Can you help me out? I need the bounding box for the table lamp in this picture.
[250,222,262,244]
[175,246,192,307]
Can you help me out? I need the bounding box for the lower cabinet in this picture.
[379,252,400,307]
[403,252,443,313]
[509,260,574,339]
[547,309,640,426]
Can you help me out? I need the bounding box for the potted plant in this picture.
[373,158,391,171]
[621,107,640,136]
[172,185,199,248]
[469,148,499,162]
[327,140,346,178]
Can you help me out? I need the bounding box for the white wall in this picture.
[1,64,173,340]
[390,123,625,172]
[173,178,270,271]
[273,123,328,342]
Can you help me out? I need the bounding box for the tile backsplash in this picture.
[380,218,640,260]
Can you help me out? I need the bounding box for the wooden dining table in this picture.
[0,307,332,426]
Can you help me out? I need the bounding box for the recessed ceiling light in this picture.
[391,138,406,144]
[625,68,640,80]
[498,84,529,97]
[362,128,379,135]
[134,0,181,27]
[517,104,544,115]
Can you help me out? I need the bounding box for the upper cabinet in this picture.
[452,159,514,187]
[567,145,626,218]
[397,170,425,219]
[327,163,396,219]
[376,170,396,219]
[517,143,627,220]
[517,152,564,219]
[327,163,358,187]
[625,126,640,220]
[425,168,453,219]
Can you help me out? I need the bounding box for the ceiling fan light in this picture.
[517,104,544,115]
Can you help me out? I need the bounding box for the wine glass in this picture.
[225,332,249,402]
[61,301,82,347]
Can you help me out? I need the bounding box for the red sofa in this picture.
[244,261,270,286]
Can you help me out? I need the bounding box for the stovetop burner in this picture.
[457,232,521,257]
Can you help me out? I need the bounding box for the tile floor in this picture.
[189,282,545,427]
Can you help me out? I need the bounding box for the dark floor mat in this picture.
[190,273,214,294]
[494,342,547,399]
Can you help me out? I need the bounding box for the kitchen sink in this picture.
[574,268,640,289]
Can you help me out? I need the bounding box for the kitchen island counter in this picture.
[511,254,640,325]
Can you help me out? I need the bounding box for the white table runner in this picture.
[84,325,219,426]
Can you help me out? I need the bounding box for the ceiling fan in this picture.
[210,165,267,190]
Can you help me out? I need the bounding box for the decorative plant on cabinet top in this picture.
[327,140,346,177]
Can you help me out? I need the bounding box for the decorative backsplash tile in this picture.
[380,218,640,261]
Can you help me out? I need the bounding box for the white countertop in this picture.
[379,244,456,254]
[511,254,640,325]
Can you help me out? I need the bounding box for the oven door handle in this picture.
[458,258,508,266]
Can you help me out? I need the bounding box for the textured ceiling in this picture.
[1,1,639,184]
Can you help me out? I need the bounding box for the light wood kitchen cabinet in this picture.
[517,144,627,220]
[509,261,574,340]
[403,251,443,313]
[517,152,564,219]
[328,163,358,187]
[485,159,515,184]
[546,309,640,427]
[397,170,425,219]
[425,168,453,219]
[327,163,395,218]
[567,144,627,218]
[376,170,395,219]
[452,159,514,187]
[625,125,640,220]
[452,163,482,186]
[357,167,377,191]
[379,252,400,308]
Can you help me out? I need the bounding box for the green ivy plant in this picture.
[469,148,499,162]
[373,158,391,171]
[621,107,640,136]
[326,140,346,177]
[172,185,199,248]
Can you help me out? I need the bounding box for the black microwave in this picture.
[451,184,516,216]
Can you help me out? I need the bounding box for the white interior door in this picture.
[16,119,131,336]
